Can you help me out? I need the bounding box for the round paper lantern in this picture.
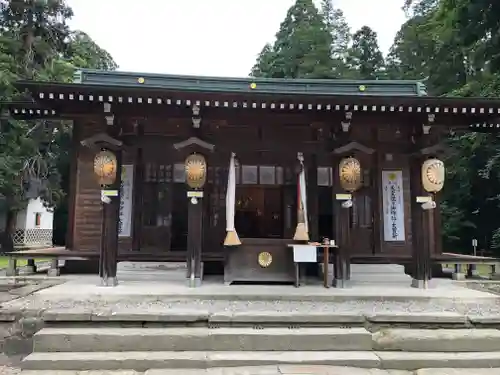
[422,158,445,193]
[93,150,117,186]
[339,157,362,192]
[185,153,207,189]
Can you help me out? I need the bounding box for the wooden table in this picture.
[320,244,338,288]
[288,243,338,288]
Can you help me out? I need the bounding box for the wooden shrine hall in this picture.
[5,69,500,288]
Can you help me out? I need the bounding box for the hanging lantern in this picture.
[185,153,207,189]
[339,157,362,192]
[93,150,118,186]
[422,158,445,193]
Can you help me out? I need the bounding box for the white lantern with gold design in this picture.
[93,150,117,186]
[422,158,445,193]
[339,157,362,192]
[185,153,207,189]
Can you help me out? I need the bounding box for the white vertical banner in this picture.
[382,170,405,242]
[118,164,134,237]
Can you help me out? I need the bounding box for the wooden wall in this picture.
[71,119,104,252]
[68,108,436,258]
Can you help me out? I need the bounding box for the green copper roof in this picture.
[72,69,427,97]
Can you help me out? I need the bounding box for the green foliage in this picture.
[346,26,385,79]
[66,31,118,71]
[320,0,351,78]
[251,0,334,79]
[251,0,387,80]
[392,0,500,254]
[385,16,435,81]
[0,0,116,235]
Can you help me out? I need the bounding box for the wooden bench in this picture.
[437,252,500,280]
[1,247,97,277]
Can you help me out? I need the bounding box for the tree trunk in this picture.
[1,209,16,252]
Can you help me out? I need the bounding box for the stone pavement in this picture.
[3,366,499,374]
[2,264,500,375]
[30,270,496,302]
[5,269,500,317]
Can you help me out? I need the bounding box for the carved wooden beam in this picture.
[414,143,451,157]
[333,141,375,155]
[173,136,215,152]
[80,132,123,151]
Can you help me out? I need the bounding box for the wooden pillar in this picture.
[100,148,122,285]
[66,121,80,249]
[433,193,443,256]
[95,117,123,286]
[409,155,430,288]
[182,149,208,288]
[332,156,351,287]
[371,151,382,254]
[284,166,296,238]
[131,124,144,252]
[26,259,36,273]
[186,196,203,286]
[307,155,319,241]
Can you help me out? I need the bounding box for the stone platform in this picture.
[1,262,500,373]
[11,261,497,304]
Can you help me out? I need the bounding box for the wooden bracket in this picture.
[412,143,450,157]
[173,136,215,152]
[333,141,375,155]
[80,132,123,151]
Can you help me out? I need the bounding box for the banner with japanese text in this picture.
[118,164,134,237]
[382,170,405,242]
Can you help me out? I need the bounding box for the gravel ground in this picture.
[472,283,500,294]
[3,296,500,316]
[0,366,20,375]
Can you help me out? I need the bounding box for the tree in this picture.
[250,0,333,78]
[392,0,500,255]
[66,31,117,71]
[251,43,276,77]
[0,0,73,217]
[0,0,117,246]
[385,16,435,82]
[346,26,385,79]
[320,0,351,77]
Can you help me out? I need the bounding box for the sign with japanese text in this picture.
[382,170,405,242]
[118,165,134,237]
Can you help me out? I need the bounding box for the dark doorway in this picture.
[235,186,284,239]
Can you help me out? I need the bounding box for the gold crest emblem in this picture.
[257,252,273,268]
[339,157,362,192]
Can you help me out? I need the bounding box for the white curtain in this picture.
[298,159,308,232]
[226,152,236,232]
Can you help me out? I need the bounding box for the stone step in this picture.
[377,351,500,371]
[41,309,471,327]
[16,367,500,375]
[20,351,500,371]
[36,327,500,353]
[373,328,500,352]
[20,351,381,371]
[33,327,372,352]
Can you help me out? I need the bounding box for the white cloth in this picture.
[225,153,236,232]
[298,159,308,231]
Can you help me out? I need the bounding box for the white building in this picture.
[0,197,54,249]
